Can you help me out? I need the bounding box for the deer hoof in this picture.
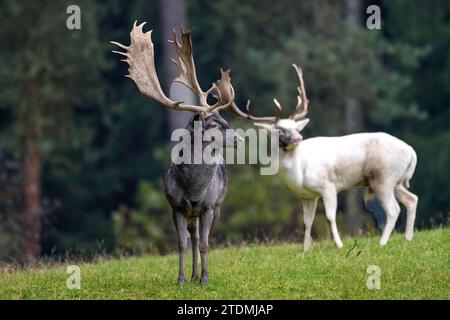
[304,237,312,251]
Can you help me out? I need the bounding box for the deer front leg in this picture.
[322,188,343,248]
[187,218,199,281]
[302,198,318,252]
[199,210,214,285]
[173,211,188,285]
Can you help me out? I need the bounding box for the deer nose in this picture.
[293,136,302,144]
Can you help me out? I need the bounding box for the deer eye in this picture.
[210,122,218,128]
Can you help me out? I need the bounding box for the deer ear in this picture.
[296,118,310,131]
[254,123,275,131]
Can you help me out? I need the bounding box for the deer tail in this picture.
[403,148,417,189]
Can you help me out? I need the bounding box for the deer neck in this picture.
[277,146,304,187]
[174,138,222,198]
[279,148,298,170]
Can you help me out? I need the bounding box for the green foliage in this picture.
[113,181,173,254]
[373,0,450,225]
[0,154,23,261]
[0,1,169,257]
[0,0,448,259]
[407,132,450,227]
[0,0,107,152]
[190,0,379,136]
[218,164,300,243]
[0,228,448,299]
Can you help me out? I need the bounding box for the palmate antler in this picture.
[111,21,234,115]
[227,64,309,123]
[288,64,309,121]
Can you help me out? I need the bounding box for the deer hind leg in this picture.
[376,188,401,246]
[322,188,343,249]
[302,198,318,252]
[395,184,418,241]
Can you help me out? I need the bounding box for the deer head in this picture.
[226,64,310,151]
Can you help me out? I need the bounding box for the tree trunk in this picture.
[23,132,41,261]
[160,0,195,132]
[344,0,364,235]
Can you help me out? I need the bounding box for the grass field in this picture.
[0,227,448,299]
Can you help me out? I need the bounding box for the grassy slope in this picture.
[0,228,449,299]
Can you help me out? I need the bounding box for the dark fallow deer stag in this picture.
[112,21,243,285]
[228,64,418,250]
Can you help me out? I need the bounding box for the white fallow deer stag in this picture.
[227,64,418,250]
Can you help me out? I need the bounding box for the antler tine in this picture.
[224,64,309,124]
[170,27,236,113]
[205,69,235,113]
[289,64,309,120]
[225,64,309,123]
[273,98,283,121]
[171,27,204,99]
[224,83,282,123]
[226,99,280,124]
[111,21,206,114]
